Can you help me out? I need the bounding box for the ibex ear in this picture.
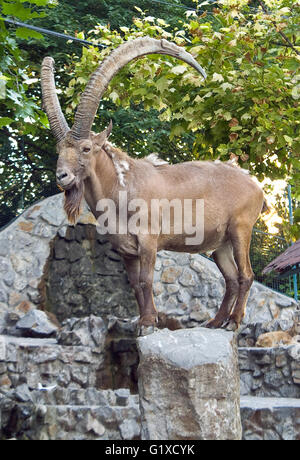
[106,119,113,138]
[93,120,113,149]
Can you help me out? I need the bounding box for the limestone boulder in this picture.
[137,327,242,440]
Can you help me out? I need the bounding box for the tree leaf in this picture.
[0,117,14,128]
[109,91,119,103]
[171,65,187,75]
[284,135,293,145]
[16,28,43,40]
[211,73,224,82]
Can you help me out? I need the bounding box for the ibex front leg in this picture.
[124,244,157,335]
[123,256,144,314]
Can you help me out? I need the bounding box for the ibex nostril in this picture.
[56,171,68,181]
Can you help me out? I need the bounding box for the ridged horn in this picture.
[41,57,70,142]
[70,37,206,141]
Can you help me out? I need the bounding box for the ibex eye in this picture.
[83,147,90,153]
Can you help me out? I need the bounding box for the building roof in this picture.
[263,239,300,274]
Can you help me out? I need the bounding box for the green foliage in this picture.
[0,0,198,227]
[63,0,299,238]
[66,1,299,182]
[0,0,56,134]
[0,0,299,237]
[0,0,58,226]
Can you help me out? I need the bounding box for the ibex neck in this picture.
[83,144,132,218]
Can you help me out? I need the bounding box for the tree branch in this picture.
[258,0,300,56]
[272,41,300,50]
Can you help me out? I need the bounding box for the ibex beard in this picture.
[63,179,85,225]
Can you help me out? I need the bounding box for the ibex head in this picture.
[41,37,206,222]
[55,121,113,189]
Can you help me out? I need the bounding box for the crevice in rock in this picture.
[44,224,138,323]
[96,334,139,393]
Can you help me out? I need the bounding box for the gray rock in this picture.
[137,327,242,440]
[16,310,58,338]
[115,388,130,406]
[40,196,65,227]
[0,336,5,361]
[86,413,106,436]
[161,266,182,283]
[288,343,300,361]
[10,253,27,275]
[31,222,54,239]
[264,369,284,389]
[165,284,179,294]
[14,276,27,292]
[275,296,294,308]
[0,237,10,256]
[14,383,33,403]
[107,316,139,337]
[54,239,67,260]
[119,419,140,440]
[57,315,107,350]
[189,309,211,323]
[0,257,15,286]
[238,346,300,399]
[68,241,86,262]
[2,271,15,287]
[178,268,196,287]
[0,288,7,303]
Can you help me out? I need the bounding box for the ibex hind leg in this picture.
[225,224,254,332]
[138,242,158,329]
[206,243,239,329]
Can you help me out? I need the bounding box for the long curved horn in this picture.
[41,57,70,142]
[70,37,206,141]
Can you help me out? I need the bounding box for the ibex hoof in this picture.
[204,318,223,329]
[138,325,157,337]
[224,319,240,332]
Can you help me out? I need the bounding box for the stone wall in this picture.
[46,225,137,322]
[1,320,300,440]
[0,332,140,440]
[0,326,244,440]
[239,345,300,398]
[240,396,300,440]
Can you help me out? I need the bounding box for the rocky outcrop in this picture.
[0,193,297,337]
[1,317,300,440]
[0,194,299,440]
[137,327,242,440]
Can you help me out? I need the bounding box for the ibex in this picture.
[41,37,265,334]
